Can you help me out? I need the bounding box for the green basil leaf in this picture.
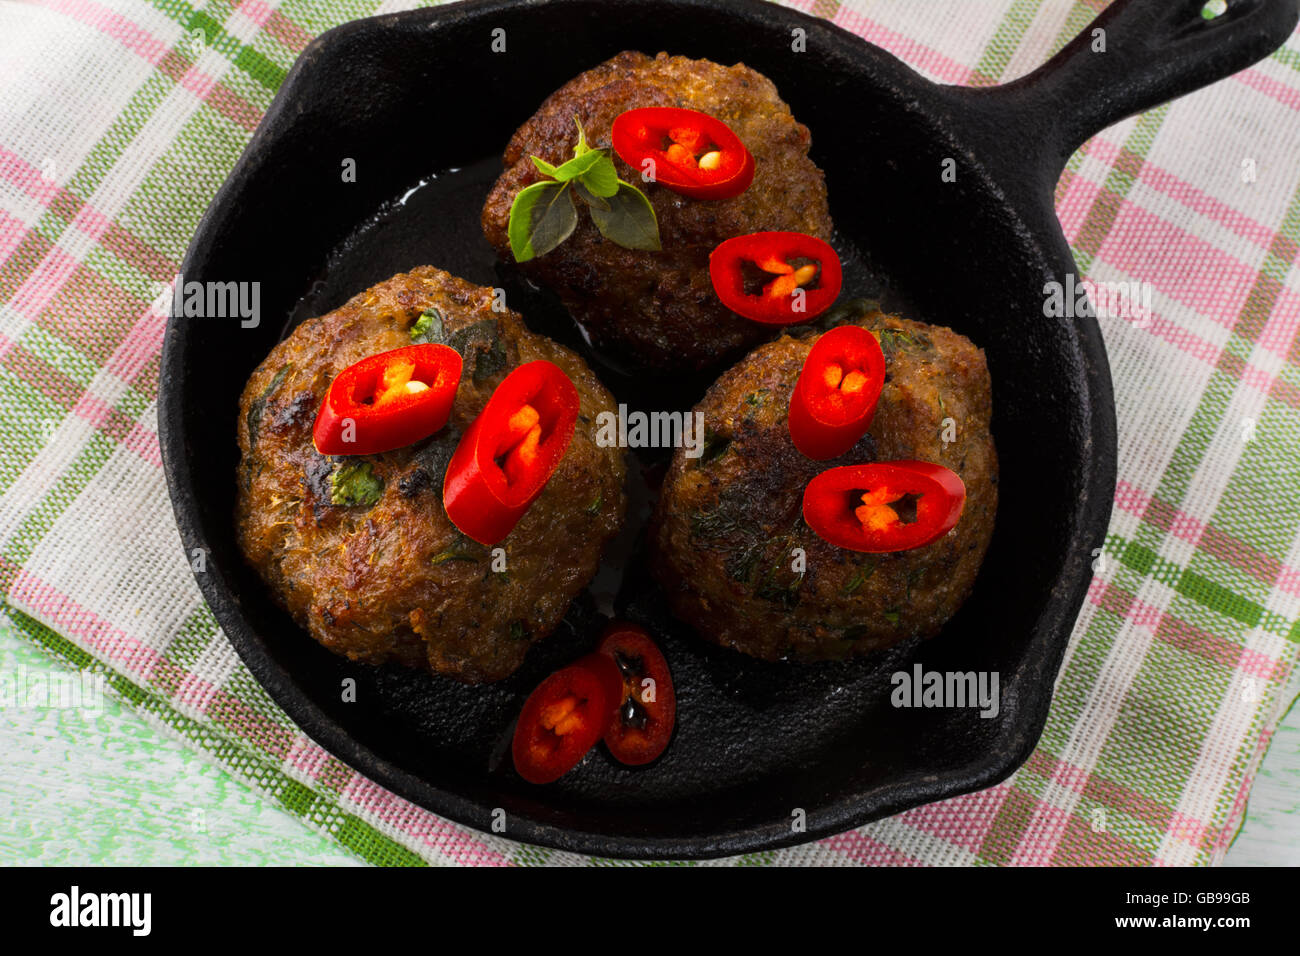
[409,307,446,344]
[587,179,661,252]
[531,156,560,178]
[572,178,611,212]
[507,180,578,262]
[573,116,591,156]
[576,152,619,198]
[329,460,383,508]
[549,149,607,183]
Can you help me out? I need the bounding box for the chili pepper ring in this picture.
[789,325,887,460]
[710,231,843,325]
[803,460,966,553]
[312,343,463,456]
[611,106,755,200]
[442,359,580,546]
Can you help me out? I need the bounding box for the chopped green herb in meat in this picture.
[246,364,291,446]
[329,460,383,507]
[697,427,731,466]
[877,327,933,358]
[431,549,479,566]
[447,320,508,385]
[842,560,878,595]
[411,311,507,385]
[431,530,484,566]
[409,307,445,343]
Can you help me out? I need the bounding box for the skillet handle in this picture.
[952,0,1299,172]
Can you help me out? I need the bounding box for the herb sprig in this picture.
[329,460,383,507]
[508,118,660,262]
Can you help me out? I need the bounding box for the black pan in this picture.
[158,0,1298,859]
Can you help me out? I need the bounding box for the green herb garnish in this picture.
[573,153,618,198]
[409,308,443,342]
[508,180,579,262]
[579,180,660,251]
[536,149,607,186]
[329,460,383,507]
[698,428,731,465]
[883,608,901,627]
[509,619,528,641]
[877,327,933,357]
[412,311,507,385]
[585,491,603,515]
[508,117,660,262]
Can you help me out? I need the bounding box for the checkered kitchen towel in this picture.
[2,0,1298,866]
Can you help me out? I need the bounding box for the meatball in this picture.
[235,267,626,684]
[650,310,997,661]
[481,51,833,374]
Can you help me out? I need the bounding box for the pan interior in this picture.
[170,0,1097,854]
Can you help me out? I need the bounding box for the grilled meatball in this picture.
[235,267,626,684]
[482,51,833,374]
[650,310,997,661]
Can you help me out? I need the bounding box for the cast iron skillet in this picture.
[158,0,1298,859]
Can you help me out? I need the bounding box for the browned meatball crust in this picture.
[235,267,626,684]
[650,311,997,661]
[482,51,834,374]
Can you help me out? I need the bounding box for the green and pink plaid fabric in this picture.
[2,0,1298,866]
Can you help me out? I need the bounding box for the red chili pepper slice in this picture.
[512,653,623,785]
[802,461,966,553]
[709,232,843,325]
[611,107,755,200]
[596,623,676,766]
[312,344,462,456]
[442,360,579,546]
[788,326,887,460]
